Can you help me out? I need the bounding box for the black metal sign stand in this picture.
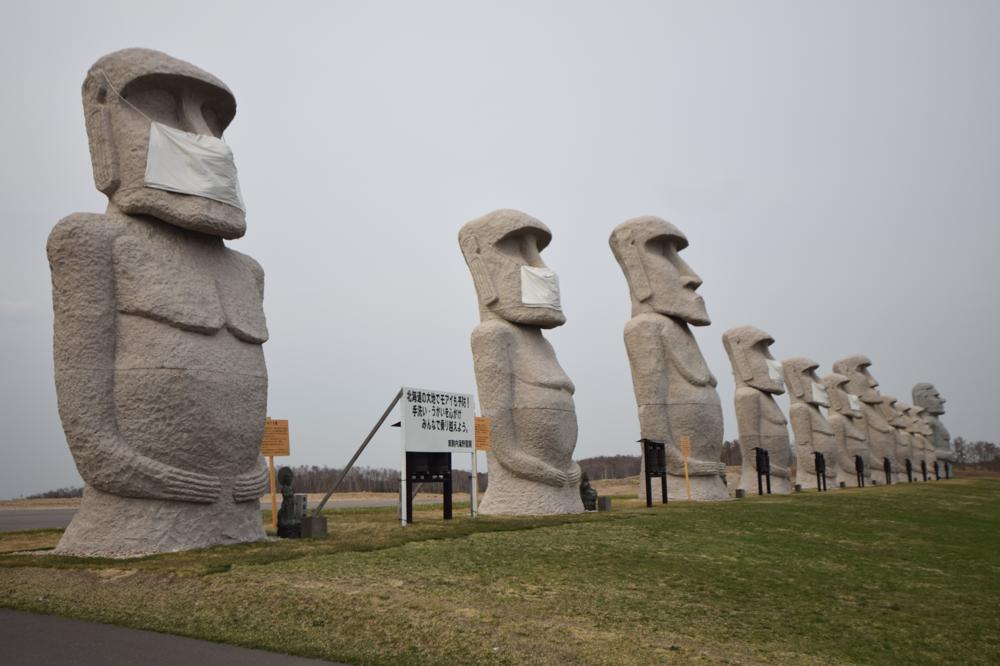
[906,459,913,483]
[754,447,772,495]
[640,439,668,507]
[883,458,892,485]
[933,461,940,480]
[814,452,827,492]
[403,451,453,524]
[945,461,952,479]
[855,455,865,488]
[921,460,928,482]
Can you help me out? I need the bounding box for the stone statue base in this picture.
[478,467,582,515]
[54,486,266,558]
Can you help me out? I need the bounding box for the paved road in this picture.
[0,609,343,665]
[0,497,449,532]
[0,509,78,532]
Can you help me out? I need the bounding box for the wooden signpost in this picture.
[260,418,290,529]
[472,417,492,518]
[679,435,692,501]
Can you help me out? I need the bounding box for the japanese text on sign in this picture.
[401,387,475,453]
[261,418,290,456]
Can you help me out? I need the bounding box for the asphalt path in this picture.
[0,497,447,532]
[0,609,343,665]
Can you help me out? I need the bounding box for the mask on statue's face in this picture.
[766,359,785,387]
[847,394,863,412]
[520,266,561,310]
[811,381,830,407]
[144,121,244,210]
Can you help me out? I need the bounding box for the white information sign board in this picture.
[400,387,475,453]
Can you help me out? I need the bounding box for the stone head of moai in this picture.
[781,357,829,408]
[83,48,246,238]
[459,209,566,329]
[609,216,709,325]
[913,383,946,416]
[722,326,785,395]
[822,372,863,419]
[879,395,909,429]
[905,405,933,437]
[832,355,881,404]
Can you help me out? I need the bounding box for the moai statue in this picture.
[913,383,955,478]
[47,49,269,557]
[822,373,873,487]
[881,396,914,482]
[906,405,936,480]
[878,393,913,483]
[833,356,896,485]
[609,216,726,501]
[459,209,582,515]
[782,358,839,490]
[722,326,792,494]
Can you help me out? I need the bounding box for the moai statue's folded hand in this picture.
[232,457,270,502]
[565,462,583,488]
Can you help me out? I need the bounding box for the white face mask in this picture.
[811,381,829,405]
[144,122,245,211]
[765,358,784,386]
[520,266,561,310]
[847,394,862,411]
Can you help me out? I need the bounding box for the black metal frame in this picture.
[640,439,668,507]
[921,459,928,482]
[404,451,453,524]
[814,452,827,492]
[855,454,866,488]
[754,447,772,495]
[905,458,913,483]
[883,457,892,485]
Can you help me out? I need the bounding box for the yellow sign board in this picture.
[475,417,492,452]
[261,418,290,457]
[678,435,692,459]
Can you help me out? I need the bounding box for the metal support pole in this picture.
[314,389,403,517]
[661,473,668,504]
[764,450,772,494]
[756,448,764,496]
[470,451,478,518]
[443,473,453,520]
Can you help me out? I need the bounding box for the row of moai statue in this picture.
[48,48,957,557]
[723,327,954,494]
[460,209,955,512]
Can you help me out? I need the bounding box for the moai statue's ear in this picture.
[83,76,120,195]
[783,360,805,399]
[460,235,498,306]
[620,229,652,302]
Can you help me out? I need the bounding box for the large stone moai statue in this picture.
[913,383,955,477]
[905,405,935,480]
[609,217,726,501]
[722,326,792,494]
[459,209,582,515]
[782,358,839,490]
[833,356,896,484]
[822,373,873,487]
[47,49,269,557]
[881,396,914,482]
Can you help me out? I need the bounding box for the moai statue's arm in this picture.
[48,214,221,502]
[230,255,270,503]
[624,316,673,444]
[734,387,761,470]
[788,403,816,474]
[472,321,569,487]
[828,416,851,472]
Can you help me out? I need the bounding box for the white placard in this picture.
[400,387,475,453]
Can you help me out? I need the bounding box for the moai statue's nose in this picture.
[180,90,214,136]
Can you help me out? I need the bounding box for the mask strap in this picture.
[99,70,155,124]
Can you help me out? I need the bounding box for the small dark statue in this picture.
[276,466,306,538]
[579,471,598,511]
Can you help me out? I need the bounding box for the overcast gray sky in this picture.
[1,1,998,499]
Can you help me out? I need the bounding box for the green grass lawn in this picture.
[1,479,998,665]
